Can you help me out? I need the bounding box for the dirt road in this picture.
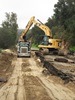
[0,56,75,100]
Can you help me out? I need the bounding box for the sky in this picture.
[0,0,58,29]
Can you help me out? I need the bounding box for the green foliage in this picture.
[66,15,75,33]
[0,28,15,48]
[0,48,2,53]
[0,12,18,49]
[54,0,75,29]
[46,16,56,28]
[46,0,75,47]
[2,12,18,32]
[31,43,38,48]
[26,30,32,40]
[70,46,75,51]
[51,26,65,39]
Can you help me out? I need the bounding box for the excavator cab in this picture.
[38,35,61,54]
[40,35,49,45]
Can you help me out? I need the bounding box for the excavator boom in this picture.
[19,16,52,41]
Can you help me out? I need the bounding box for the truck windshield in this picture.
[20,42,28,47]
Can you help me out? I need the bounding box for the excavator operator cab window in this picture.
[43,35,49,45]
[58,42,61,47]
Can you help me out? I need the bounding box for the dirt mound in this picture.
[0,50,15,85]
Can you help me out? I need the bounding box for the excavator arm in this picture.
[32,18,52,37]
[19,16,35,41]
[19,16,52,41]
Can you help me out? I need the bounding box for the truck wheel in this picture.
[17,55,19,58]
[29,56,31,58]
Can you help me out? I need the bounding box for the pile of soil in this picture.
[0,51,15,85]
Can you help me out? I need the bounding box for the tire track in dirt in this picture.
[0,56,75,100]
[25,58,75,100]
[0,58,26,100]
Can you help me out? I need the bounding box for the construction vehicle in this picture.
[17,16,61,57]
[17,41,31,57]
[17,22,31,57]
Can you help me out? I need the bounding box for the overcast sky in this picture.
[0,0,58,29]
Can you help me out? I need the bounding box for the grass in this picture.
[31,43,39,49]
[69,46,75,51]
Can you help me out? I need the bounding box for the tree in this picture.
[45,16,56,28]
[0,12,18,49]
[54,0,75,28]
[2,12,18,30]
[0,28,14,48]
[53,0,75,46]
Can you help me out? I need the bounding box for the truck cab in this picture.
[17,41,31,57]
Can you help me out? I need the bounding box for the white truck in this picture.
[17,41,31,57]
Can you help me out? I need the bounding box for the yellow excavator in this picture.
[17,16,61,57]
